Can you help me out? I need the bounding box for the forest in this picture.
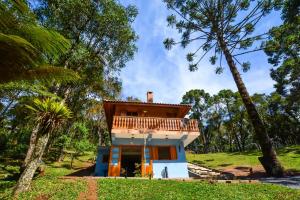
[183,89,300,153]
[0,0,299,198]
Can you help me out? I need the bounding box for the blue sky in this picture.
[119,0,282,103]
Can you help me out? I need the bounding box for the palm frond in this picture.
[0,33,39,81]
[26,98,72,123]
[20,24,71,59]
[0,0,30,30]
[23,65,80,83]
[0,1,76,84]
[0,81,61,99]
[0,64,80,84]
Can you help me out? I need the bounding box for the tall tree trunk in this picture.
[229,133,232,152]
[14,131,50,196]
[218,36,284,176]
[233,129,242,152]
[225,101,242,152]
[20,123,40,173]
[57,147,65,162]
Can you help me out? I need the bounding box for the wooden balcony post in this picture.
[112,116,199,132]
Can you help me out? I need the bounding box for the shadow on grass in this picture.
[65,164,95,177]
[191,160,205,165]
[235,166,251,170]
[277,146,300,154]
[285,169,300,176]
[218,163,232,167]
[228,151,260,156]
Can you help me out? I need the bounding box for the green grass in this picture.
[1,148,300,200]
[186,145,300,171]
[97,179,300,200]
[0,167,87,200]
[0,152,93,200]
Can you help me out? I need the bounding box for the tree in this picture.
[0,0,78,83]
[69,122,94,168]
[13,98,71,195]
[264,0,300,127]
[163,0,283,176]
[182,89,212,153]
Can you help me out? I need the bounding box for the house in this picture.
[95,92,200,178]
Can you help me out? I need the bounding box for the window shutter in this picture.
[170,146,177,160]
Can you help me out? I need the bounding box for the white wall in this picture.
[152,142,189,178]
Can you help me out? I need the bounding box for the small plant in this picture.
[133,163,141,177]
[120,168,127,177]
[147,171,153,180]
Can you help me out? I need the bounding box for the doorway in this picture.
[121,146,142,177]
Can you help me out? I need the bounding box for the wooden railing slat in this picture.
[112,116,199,132]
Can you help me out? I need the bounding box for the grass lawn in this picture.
[97,179,300,200]
[0,153,92,200]
[186,145,300,171]
[1,147,300,200]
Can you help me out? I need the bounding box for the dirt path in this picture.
[222,165,265,179]
[77,178,97,200]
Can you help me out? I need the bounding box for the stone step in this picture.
[188,163,221,179]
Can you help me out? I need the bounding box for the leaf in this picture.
[166,14,176,27]
[186,53,194,62]
[244,23,254,33]
[163,38,175,50]
[209,56,217,65]
[215,66,224,74]
[189,63,198,72]
[20,24,71,59]
[0,33,39,81]
[242,62,251,72]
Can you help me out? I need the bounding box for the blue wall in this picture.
[152,142,189,178]
[95,147,109,176]
[95,140,189,178]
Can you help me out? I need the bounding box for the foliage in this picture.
[264,0,300,128]
[133,163,142,177]
[163,0,285,175]
[0,0,137,164]
[25,98,72,129]
[0,153,91,200]
[163,0,281,72]
[183,89,299,153]
[28,0,138,155]
[0,0,79,83]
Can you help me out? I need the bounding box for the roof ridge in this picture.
[103,99,191,107]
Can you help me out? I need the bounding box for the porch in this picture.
[111,116,200,146]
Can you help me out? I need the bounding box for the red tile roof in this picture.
[103,99,191,108]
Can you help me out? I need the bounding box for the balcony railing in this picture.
[112,116,199,132]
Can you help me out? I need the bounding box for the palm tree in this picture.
[0,0,79,83]
[13,98,72,195]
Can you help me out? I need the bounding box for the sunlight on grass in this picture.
[97,179,300,200]
[0,152,94,200]
[186,146,300,171]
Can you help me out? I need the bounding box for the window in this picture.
[158,147,171,160]
[102,154,109,163]
[111,147,119,166]
[144,148,150,165]
[127,111,138,116]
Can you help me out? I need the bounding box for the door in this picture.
[108,146,121,176]
[142,146,153,177]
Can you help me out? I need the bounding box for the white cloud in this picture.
[119,0,277,103]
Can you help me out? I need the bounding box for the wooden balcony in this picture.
[112,116,199,132]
